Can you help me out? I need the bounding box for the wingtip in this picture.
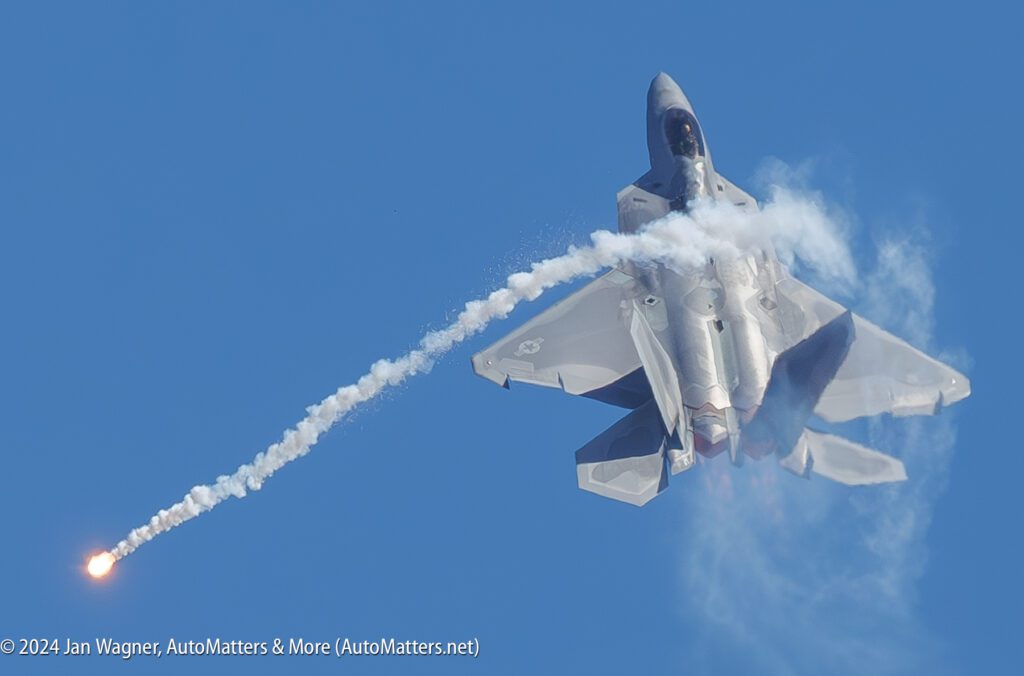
[470,352,509,388]
[950,373,971,404]
[938,370,971,409]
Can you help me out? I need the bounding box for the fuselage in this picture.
[634,254,782,458]
[623,74,779,459]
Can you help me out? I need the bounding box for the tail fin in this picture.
[779,428,907,485]
[575,399,693,506]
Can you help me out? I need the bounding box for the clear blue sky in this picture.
[0,2,1018,674]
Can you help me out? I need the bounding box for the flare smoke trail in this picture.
[106,191,852,560]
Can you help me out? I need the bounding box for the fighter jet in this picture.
[471,73,970,506]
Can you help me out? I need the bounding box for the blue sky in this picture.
[0,2,1019,674]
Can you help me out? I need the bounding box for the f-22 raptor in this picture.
[472,73,970,506]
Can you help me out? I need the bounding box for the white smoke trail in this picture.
[107,191,853,560]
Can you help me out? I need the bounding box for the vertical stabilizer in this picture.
[629,301,685,434]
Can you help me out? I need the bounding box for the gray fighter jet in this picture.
[471,73,970,506]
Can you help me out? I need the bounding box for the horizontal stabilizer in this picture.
[575,399,669,506]
[780,428,907,485]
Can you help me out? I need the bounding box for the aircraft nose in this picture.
[648,72,694,116]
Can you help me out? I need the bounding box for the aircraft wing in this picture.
[769,276,970,422]
[815,314,970,422]
[471,269,645,399]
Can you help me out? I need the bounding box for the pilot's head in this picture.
[663,108,704,161]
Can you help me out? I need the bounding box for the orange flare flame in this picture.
[87,552,115,579]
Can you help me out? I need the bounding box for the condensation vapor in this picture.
[675,178,968,674]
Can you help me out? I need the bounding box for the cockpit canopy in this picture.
[663,108,705,160]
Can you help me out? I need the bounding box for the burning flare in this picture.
[87,552,115,578]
